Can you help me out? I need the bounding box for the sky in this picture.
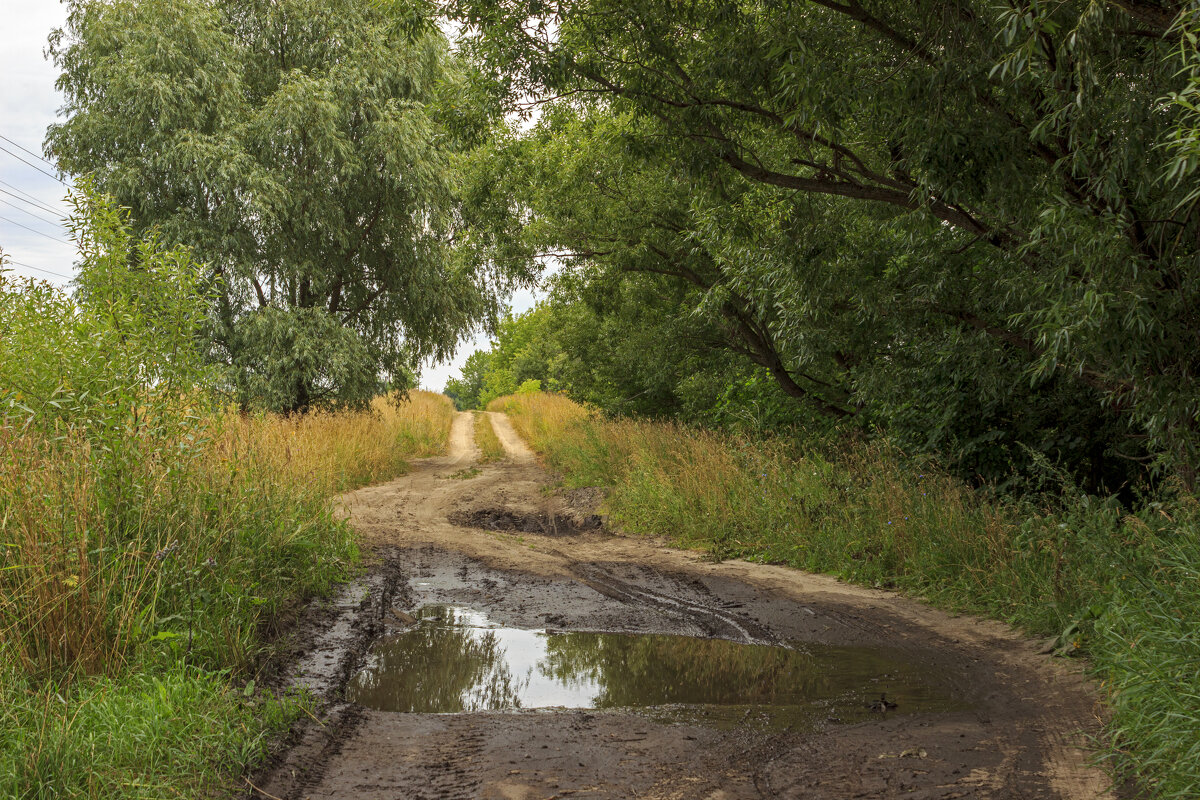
[0,1,540,393]
[0,1,77,288]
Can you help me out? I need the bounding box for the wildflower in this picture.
[154,540,181,561]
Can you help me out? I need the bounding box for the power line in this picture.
[3,258,73,281]
[0,196,66,228]
[0,182,67,216]
[0,178,67,207]
[0,134,57,168]
[0,144,67,186]
[0,213,72,245]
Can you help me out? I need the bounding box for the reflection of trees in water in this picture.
[347,606,953,714]
[349,609,526,712]
[540,634,926,709]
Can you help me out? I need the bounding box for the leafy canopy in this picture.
[449,0,1200,489]
[48,0,513,412]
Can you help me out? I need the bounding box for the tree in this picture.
[444,349,493,409]
[451,0,1200,487]
[48,0,509,412]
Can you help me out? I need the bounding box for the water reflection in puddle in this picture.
[348,605,965,725]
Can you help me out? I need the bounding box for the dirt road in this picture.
[251,411,1112,799]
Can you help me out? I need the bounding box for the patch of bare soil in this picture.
[247,411,1113,800]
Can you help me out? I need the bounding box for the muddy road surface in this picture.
[250,412,1111,800]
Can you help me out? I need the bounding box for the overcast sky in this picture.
[0,1,76,287]
[0,1,538,392]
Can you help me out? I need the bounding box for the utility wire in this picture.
[0,196,66,228]
[0,144,67,185]
[0,134,57,168]
[0,213,72,245]
[0,178,67,209]
[0,183,67,217]
[4,258,73,281]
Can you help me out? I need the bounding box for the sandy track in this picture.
[253,411,1112,800]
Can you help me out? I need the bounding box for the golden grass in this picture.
[0,390,455,677]
[487,391,591,453]
[220,390,455,495]
[473,413,505,463]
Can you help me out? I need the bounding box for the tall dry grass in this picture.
[0,390,455,797]
[473,412,506,463]
[221,390,454,494]
[0,391,454,679]
[487,391,590,451]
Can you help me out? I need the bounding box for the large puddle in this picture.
[348,605,965,726]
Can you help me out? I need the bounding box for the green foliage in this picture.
[3,180,211,439]
[233,306,382,413]
[0,664,298,800]
[452,0,1200,489]
[48,0,513,413]
[444,350,493,409]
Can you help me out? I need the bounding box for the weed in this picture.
[0,188,456,796]
[474,412,505,463]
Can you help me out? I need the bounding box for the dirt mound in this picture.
[447,507,603,536]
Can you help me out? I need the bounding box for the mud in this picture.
[448,508,603,536]
[247,410,1114,800]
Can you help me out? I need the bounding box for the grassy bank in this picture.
[0,194,455,798]
[490,391,1200,799]
[0,390,453,797]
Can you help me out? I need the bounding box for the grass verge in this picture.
[489,391,1200,799]
[474,412,506,463]
[0,391,453,798]
[1,193,457,797]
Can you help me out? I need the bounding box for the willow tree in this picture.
[48,0,507,412]
[452,0,1200,486]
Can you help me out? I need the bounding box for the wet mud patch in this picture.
[245,547,413,799]
[448,507,602,536]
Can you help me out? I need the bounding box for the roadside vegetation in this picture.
[10,0,1200,796]
[473,413,506,463]
[491,391,1200,799]
[0,191,453,798]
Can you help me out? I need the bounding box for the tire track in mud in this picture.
[251,550,409,799]
[566,561,777,646]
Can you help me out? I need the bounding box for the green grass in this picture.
[0,663,299,799]
[494,391,1200,800]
